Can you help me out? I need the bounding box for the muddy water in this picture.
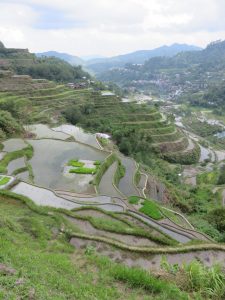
[52,124,100,149]
[70,237,225,269]
[27,139,107,192]
[118,156,140,197]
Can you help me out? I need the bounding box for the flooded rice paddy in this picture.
[7,157,25,175]
[3,138,27,152]
[25,124,69,140]
[12,182,124,212]
[28,139,107,192]
[119,156,140,197]
[52,124,100,149]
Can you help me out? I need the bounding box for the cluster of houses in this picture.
[66,79,96,90]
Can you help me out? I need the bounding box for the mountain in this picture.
[96,40,225,93]
[36,51,84,66]
[86,43,202,74]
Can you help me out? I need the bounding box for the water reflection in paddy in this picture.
[25,124,69,140]
[53,125,100,149]
[28,139,107,192]
[3,139,27,152]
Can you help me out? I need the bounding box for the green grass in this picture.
[0,176,10,186]
[0,191,224,299]
[139,199,163,220]
[0,192,189,300]
[110,264,188,299]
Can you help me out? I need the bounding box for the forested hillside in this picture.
[0,41,90,83]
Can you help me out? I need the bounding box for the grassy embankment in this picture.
[0,190,224,299]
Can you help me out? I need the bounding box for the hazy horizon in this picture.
[1,0,225,56]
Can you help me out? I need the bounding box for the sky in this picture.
[1,0,225,57]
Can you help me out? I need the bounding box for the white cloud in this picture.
[1,0,225,56]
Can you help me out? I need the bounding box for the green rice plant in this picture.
[139,199,163,220]
[69,167,96,174]
[0,176,10,186]
[68,159,85,167]
[128,196,140,205]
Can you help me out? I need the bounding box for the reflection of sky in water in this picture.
[28,139,107,192]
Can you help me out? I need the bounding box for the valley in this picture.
[0,42,224,299]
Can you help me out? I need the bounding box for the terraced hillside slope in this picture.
[2,191,224,299]
[0,45,224,299]
[0,69,199,164]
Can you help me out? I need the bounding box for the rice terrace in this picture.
[0,28,225,299]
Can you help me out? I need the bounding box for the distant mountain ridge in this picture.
[86,44,202,73]
[36,43,202,72]
[36,51,84,66]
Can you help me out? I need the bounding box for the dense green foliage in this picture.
[0,110,22,139]
[14,57,91,83]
